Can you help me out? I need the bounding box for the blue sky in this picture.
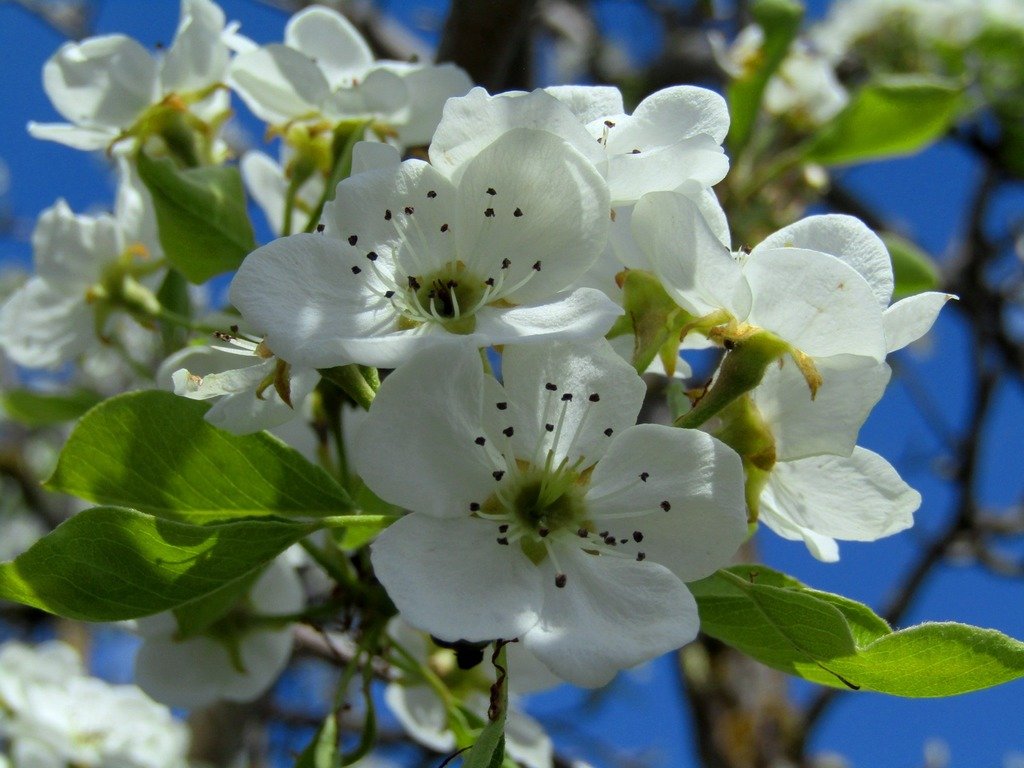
[1,1,1022,766]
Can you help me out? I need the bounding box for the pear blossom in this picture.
[159,326,318,435]
[27,0,233,156]
[386,620,557,768]
[360,340,747,687]
[0,166,162,370]
[629,193,954,386]
[230,129,620,369]
[228,5,472,147]
[744,358,920,561]
[133,556,303,709]
[752,214,955,356]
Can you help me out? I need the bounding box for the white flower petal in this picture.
[373,62,473,147]
[883,291,955,352]
[545,85,624,125]
[761,447,920,549]
[501,339,646,468]
[523,548,698,687]
[220,627,294,703]
[0,278,93,369]
[758,511,840,562]
[353,344,499,518]
[284,6,374,87]
[371,515,544,642]
[606,135,729,204]
[752,358,891,461]
[325,157,456,273]
[631,191,747,317]
[585,424,747,581]
[32,199,122,285]
[454,128,610,304]
[743,248,886,361]
[323,67,408,123]
[429,87,606,180]
[41,35,158,130]
[161,0,229,95]
[613,85,730,147]
[135,635,235,708]
[505,708,555,768]
[751,215,893,307]
[229,44,328,124]
[230,232,397,368]
[350,141,401,175]
[25,122,115,150]
[474,288,622,348]
[385,684,456,753]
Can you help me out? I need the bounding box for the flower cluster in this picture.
[0,0,961,761]
[0,640,189,768]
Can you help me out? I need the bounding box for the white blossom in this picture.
[0,641,189,768]
[0,165,162,370]
[231,129,620,369]
[360,341,747,687]
[228,5,471,147]
[27,0,233,153]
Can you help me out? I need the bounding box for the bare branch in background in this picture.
[436,0,540,89]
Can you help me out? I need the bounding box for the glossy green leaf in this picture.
[805,76,963,165]
[0,506,316,621]
[47,390,351,523]
[1,389,103,426]
[690,565,1024,696]
[136,151,256,283]
[726,0,804,156]
[882,233,941,299]
[171,569,260,639]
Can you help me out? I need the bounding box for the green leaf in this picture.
[171,569,260,639]
[726,0,804,156]
[47,390,351,523]
[690,565,1024,696]
[0,506,316,621]
[805,76,963,165]
[1,389,103,426]
[136,151,256,283]
[882,233,940,299]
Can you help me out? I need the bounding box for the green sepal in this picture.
[674,330,790,429]
[607,269,695,375]
[136,150,257,283]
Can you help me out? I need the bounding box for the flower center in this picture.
[395,262,486,335]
